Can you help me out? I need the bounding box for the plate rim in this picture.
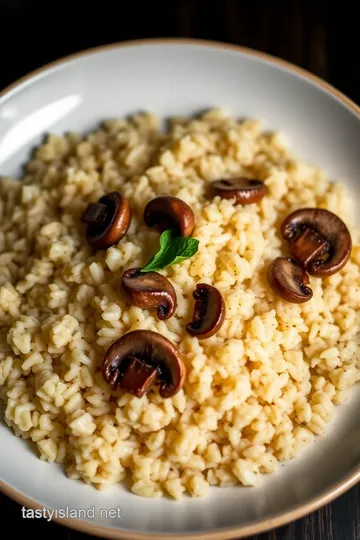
[0,37,359,540]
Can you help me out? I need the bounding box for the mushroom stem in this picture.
[289,227,328,268]
[119,357,158,398]
[81,202,108,225]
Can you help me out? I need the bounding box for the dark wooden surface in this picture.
[0,1,359,539]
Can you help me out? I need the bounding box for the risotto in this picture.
[0,109,360,499]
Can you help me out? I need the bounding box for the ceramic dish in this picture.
[0,39,360,539]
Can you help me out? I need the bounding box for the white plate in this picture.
[1,39,360,539]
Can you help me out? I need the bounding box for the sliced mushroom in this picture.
[213,177,267,205]
[144,196,195,237]
[267,257,313,304]
[102,330,186,398]
[81,191,131,250]
[121,268,177,320]
[281,208,351,277]
[186,284,225,339]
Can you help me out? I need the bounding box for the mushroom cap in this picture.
[213,177,267,205]
[281,208,352,277]
[143,196,195,237]
[82,191,131,250]
[267,257,313,304]
[186,283,226,339]
[102,330,186,398]
[121,268,177,320]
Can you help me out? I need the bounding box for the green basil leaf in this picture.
[170,237,199,265]
[159,228,177,249]
[140,229,199,273]
[140,229,177,273]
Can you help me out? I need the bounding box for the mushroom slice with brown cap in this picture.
[281,208,352,277]
[81,191,131,250]
[186,284,225,339]
[267,257,313,304]
[143,196,195,237]
[102,330,186,398]
[213,177,267,205]
[121,268,177,320]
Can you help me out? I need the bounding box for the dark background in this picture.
[0,0,359,539]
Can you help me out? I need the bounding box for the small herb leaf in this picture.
[140,229,199,273]
[171,237,200,266]
[160,228,177,249]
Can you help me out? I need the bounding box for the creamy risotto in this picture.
[0,109,359,499]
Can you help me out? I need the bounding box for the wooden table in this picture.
[1,1,359,538]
